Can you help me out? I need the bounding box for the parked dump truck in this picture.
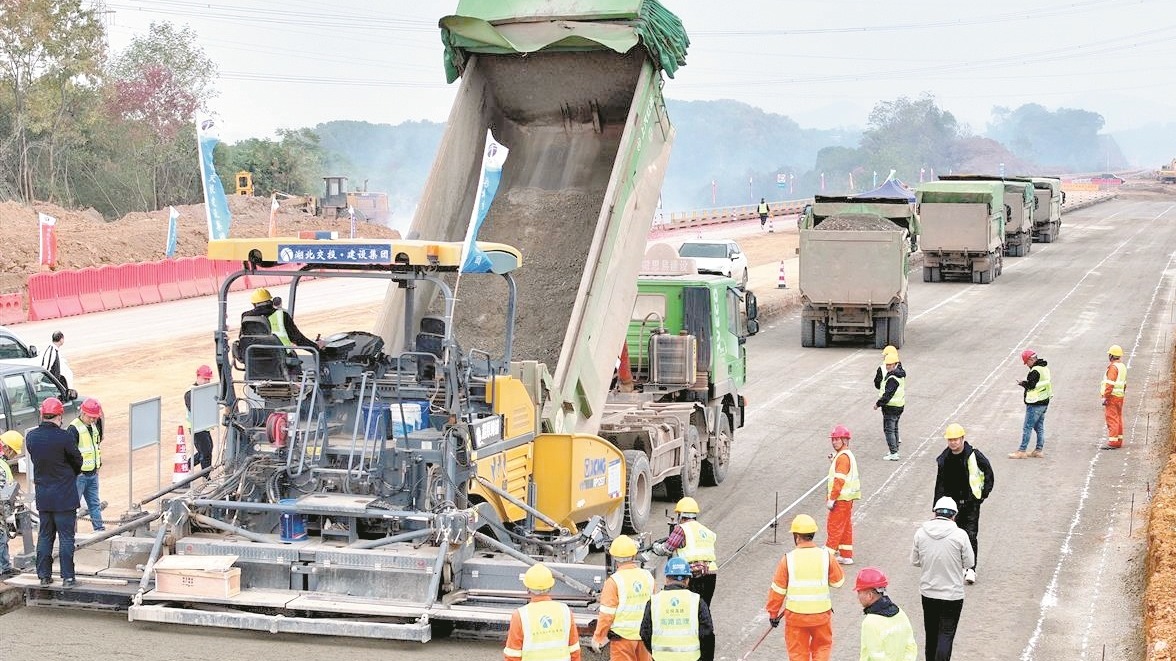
[937,175,1034,256]
[1018,175,1063,243]
[11,0,691,643]
[917,180,1006,284]
[798,210,913,349]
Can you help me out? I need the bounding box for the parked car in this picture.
[0,363,80,435]
[0,325,40,367]
[678,238,750,287]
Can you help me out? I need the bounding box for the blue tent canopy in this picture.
[854,179,915,202]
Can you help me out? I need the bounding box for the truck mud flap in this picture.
[129,603,433,641]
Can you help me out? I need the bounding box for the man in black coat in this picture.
[26,397,83,588]
[934,423,995,587]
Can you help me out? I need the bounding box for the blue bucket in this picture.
[279,498,308,541]
[360,402,391,440]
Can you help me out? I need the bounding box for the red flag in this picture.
[38,212,57,268]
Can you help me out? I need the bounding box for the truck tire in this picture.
[923,266,933,283]
[622,450,653,533]
[930,267,942,282]
[813,321,828,348]
[889,311,906,349]
[979,267,995,284]
[801,319,815,347]
[873,316,889,349]
[701,415,731,487]
[664,425,702,500]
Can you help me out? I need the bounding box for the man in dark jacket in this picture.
[1011,349,1052,459]
[874,346,907,461]
[185,364,215,470]
[243,288,323,350]
[641,557,715,661]
[934,423,994,586]
[26,397,83,588]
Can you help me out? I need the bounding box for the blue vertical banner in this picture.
[460,130,509,273]
[196,116,232,240]
[165,206,179,257]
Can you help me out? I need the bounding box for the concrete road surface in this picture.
[2,196,1170,660]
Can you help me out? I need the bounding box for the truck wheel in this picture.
[801,319,815,347]
[664,425,702,500]
[622,450,653,533]
[872,317,889,349]
[922,266,933,283]
[972,269,983,284]
[701,416,731,487]
[979,268,994,284]
[813,321,828,348]
[930,267,942,283]
[889,314,905,349]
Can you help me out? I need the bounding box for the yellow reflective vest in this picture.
[757,202,769,215]
[1102,362,1127,398]
[517,600,576,661]
[878,367,905,407]
[677,520,718,572]
[0,458,12,485]
[965,453,985,501]
[72,418,101,472]
[1025,365,1052,404]
[784,546,832,614]
[650,589,701,661]
[860,607,918,661]
[607,566,654,640]
[827,449,861,501]
[268,311,292,346]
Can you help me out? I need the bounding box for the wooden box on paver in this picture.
[153,555,241,598]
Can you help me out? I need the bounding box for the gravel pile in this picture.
[814,213,905,232]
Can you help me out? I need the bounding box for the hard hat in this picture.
[522,563,555,591]
[664,557,692,579]
[40,397,64,417]
[251,287,273,305]
[933,496,958,516]
[609,535,639,558]
[1020,349,1037,363]
[0,430,23,455]
[674,497,700,515]
[944,423,966,440]
[80,398,102,418]
[1108,344,1123,357]
[196,364,214,379]
[789,514,818,534]
[854,566,889,592]
[830,424,851,440]
[882,346,899,363]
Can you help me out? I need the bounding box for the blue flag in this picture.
[165,206,179,257]
[196,116,232,240]
[460,130,509,273]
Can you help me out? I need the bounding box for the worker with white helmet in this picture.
[503,563,581,661]
[70,397,106,532]
[0,430,24,577]
[854,567,917,661]
[590,535,654,661]
[1100,344,1127,449]
[764,514,845,661]
[824,425,860,565]
[653,497,719,606]
[911,497,974,661]
[932,424,992,586]
[873,346,906,461]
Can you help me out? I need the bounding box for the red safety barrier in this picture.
[116,264,143,308]
[156,259,181,301]
[0,292,25,325]
[76,268,105,314]
[136,262,162,305]
[54,270,84,318]
[176,257,200,299]
[215,260,249,292]
[96,265,122,311]
[193,257,218,297]
[27,273,60,321]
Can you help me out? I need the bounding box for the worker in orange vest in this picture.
[503,563,581,661]
[1100,344,1127,450]
[765,514,846,661]
[590,535,654,661]
[825,425,860,565]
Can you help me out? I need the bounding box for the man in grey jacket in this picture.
[911,497,974,661]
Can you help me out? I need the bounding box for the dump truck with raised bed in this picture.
[1017,175,1063,243]
[10,0,690,643]
[916,180,1006,284]
[798,210,913,349]
[938,175,1034,256]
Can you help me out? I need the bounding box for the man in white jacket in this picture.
[910,497,974,661]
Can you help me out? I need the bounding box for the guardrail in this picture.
[653,198,813,234]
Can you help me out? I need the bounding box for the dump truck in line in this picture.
[12,0,698,643]
[917,180,1007,284]
[937,175,1034,257]
[1017,175,1064,243]
[798,196,919,349]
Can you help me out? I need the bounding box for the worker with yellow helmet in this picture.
[652,497,719,606]
[763,514,845,660]
[589,536,654,661]
[503,563,581,661]
[1100,344,1127,449]
[932,423,994,586]
[243,287,324,350]
[0,430,21,577]
[873,345,906,461]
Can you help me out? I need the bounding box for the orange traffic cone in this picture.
[172,425,191,484]
[777,261,788,289]
[768,217,775,233]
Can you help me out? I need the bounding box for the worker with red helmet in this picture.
[25,397,83,588]
[855,567,917,660]
[1010,349,1051,459]
[824,425,859,565]
[70,397,106,531]
[185,365,216,470]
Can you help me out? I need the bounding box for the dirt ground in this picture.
[0,196,398,294]
[1146,347,1176,658]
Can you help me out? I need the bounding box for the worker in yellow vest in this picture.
[874,346,906,461]
[640,557,715,661]
[764,514,845,661]
[758,198,770,228]
[1100,344,1127,449]
[653,497,718,606]
[854,567,917,661]
[503,563,581,661]
[69,398,105,532]
[591,535,654,661]
[0,430,22,577]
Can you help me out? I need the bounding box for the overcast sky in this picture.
[102,0,1176,142]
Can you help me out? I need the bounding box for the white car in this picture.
[677,239,750,287]
[0,325,41,368]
